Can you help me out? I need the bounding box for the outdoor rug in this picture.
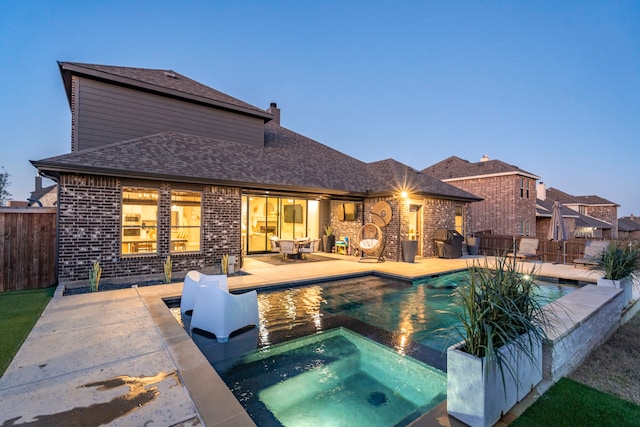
[253,253,335,266]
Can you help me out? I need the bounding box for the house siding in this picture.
[57,173,241,287]
[447,175,536,236]
[73,78,264,151]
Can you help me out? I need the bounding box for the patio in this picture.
[0,254,630,426]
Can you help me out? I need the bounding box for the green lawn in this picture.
[513,377,640,427]
[0,287,55,376]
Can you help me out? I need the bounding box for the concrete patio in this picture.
[0,255,611,426]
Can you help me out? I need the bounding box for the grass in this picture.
[0,286,55,376]
[512,378,640,427]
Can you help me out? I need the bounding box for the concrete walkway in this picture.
[0,255,600,426]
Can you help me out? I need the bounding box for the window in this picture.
[122,188,158,254]
[526,180,530,199]
[520,178,524,198]
[525,220,531,236]
[171,191,201,252]
[455,205,464,235]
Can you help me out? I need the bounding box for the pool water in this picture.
[181,271,575,426]
[255,271,575,352]
[221,328,446,427]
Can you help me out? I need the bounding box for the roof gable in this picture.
[59,62,272,120]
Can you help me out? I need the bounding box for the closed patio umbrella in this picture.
[547,200,568,263]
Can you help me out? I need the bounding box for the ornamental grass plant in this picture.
[450,256,554,375]
[596,240,640,281]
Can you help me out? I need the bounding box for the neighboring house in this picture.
[28,176,57,207]
[540,186,618,239]
[618,215,640,240]
[422,155,540,237]
[535,183,579,239]
[32,62,480,287]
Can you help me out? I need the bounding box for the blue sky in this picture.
[1,1,639,216]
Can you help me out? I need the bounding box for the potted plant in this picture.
[595,241,640,306]
[322,225,335,253]
[446,256,553,427]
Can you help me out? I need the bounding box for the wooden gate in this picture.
[0,208,56,292]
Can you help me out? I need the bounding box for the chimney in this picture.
[537,182,546,201]
[267,102,280,125]
[480,154,489,162]
[35,175,42,191]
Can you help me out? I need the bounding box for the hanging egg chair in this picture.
[357,222,383,262]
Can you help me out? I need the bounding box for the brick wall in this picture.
[329,200,363,250]
[447,175,536,236]
[57,173,241,287]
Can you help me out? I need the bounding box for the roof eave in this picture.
[442,171,540,181]
[31,162,369,198]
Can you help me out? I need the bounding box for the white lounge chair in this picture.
[180,271,228,315]
[190,285,259,343]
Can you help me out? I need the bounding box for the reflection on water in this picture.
[257,285,325,346]
[173,272,577,355]
[253,272,576,352]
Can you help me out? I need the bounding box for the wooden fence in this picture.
[475,233,594,264]
[0,208,57,292]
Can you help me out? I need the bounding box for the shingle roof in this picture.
[365,159,481,200]
[535,198,579,218]
[422,155,539,180]
[32,124,480,201]
[618,217,640,232]
[572,195,618,206]
[575,214,611,229]
[546,188,618,207]
[58,62,271,120]
[29,184,56,201]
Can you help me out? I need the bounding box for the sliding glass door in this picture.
[242,195,319,253]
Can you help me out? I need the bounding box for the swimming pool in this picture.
[180,271,576,426]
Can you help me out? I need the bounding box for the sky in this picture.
[1,1,639,216]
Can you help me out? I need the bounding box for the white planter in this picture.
[597,276,633,306]
[227,255,237,274]
[447,332,543,427]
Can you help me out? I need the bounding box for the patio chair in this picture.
[506,238,540,260]
[190,285,259,343]
[357,223,383,262]
[180,271,228,315]
[278,239,298,259]
[573,240,609,268]
[269,235,280,252]
[298,239,321,259]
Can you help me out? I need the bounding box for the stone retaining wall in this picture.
[542,284,625,382]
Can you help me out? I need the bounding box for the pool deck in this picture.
[0,255,609,426]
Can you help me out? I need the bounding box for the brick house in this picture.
[31,62,480,287]
[537,185,618,239]
[422,155,539,237]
